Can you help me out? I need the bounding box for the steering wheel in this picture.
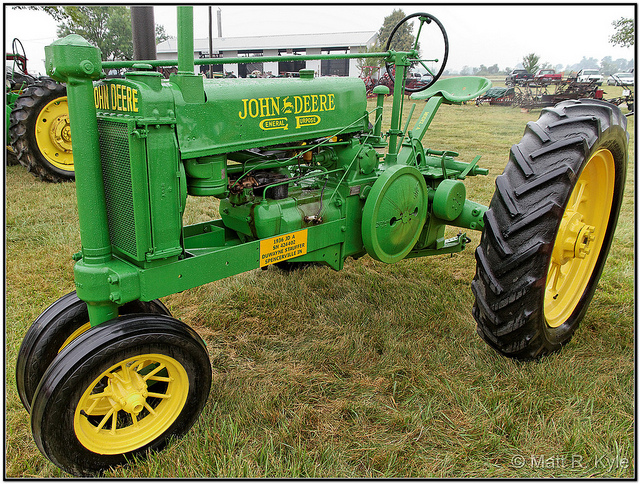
[12,38,28,74]
[385,12,449,92]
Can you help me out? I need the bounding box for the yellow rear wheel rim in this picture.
[544,149,615,328]
[34,96,74,172]
[74,354,189,454]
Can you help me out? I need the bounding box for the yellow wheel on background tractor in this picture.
[9,78,75,182]
[30,315,211,476]
[472,99,628,360]
[34,95,73,172]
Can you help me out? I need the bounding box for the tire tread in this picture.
[473,99,628,359]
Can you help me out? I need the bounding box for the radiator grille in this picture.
[97,118,137,257]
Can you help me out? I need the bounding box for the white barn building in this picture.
[156,31,378,78]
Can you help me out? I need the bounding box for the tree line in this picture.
[452,16,634,77]
[14,6,169,61]
[454,55,634,78]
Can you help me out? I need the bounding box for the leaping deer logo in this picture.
[282,96,294,114]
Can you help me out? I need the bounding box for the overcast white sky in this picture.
[3,4,635,77]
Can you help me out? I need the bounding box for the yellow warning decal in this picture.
[260,229,308,267]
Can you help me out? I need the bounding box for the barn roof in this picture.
[157,31,378,54]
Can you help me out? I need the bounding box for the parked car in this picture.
[607,72,634,86]
[534,68,562,83]
[505,69,533,86]
[405,71,432,91]
[577,69,603,85]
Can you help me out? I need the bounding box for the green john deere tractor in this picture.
[15,7,628,476]
[6,38,74,182]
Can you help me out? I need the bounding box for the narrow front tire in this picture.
[30,315,211,476]
[16,291,171,413]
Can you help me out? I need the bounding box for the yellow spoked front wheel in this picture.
[74,354,189,455]
[16,291,170,414]
[30,315,211,476]
[544,149,615,328]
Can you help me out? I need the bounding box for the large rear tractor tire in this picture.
[6,146,20,165]
[9,78,74,182]
[472,99,628,360]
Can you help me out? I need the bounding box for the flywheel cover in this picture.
[362,164,428,263]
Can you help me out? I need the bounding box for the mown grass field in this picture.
[5,88,635,478]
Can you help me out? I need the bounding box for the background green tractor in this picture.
[6,38,74,182]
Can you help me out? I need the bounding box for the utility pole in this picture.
[208,6,214,78]
[207,7,222,78]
